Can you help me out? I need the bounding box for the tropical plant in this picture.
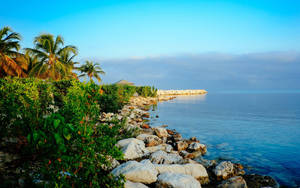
[60,48,79,79]
[78,60,105,82]
[0,78,127,187]
[25,34,77,80]
[23,51,37,75]
[0,26,27,77]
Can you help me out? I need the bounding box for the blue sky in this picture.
[1,0,300,59]
[1,0,300,89]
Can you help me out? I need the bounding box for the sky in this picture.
[1,0,300,90]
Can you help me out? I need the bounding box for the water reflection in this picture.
[169,94,207,103]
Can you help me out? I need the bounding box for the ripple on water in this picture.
[151,92,300,187]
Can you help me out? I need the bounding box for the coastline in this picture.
[106,95,279,188]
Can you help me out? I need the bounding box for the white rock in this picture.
[112,160,158,184]
[178,159,199,165]
[155,163,209,184]
[146,144,173,153]
[217,176,248,188]
[156,172,201,188]
[136,134,149,141]
[116,138,149,160]
[125,180,149,188]
[188,143,207,153]
[194,156,216,168]
[153,127,169,138]
[214,161,234,180]
[136,134,162,147]
[150,150,182,164]
[130,113,136,119]
[165,144,173,153]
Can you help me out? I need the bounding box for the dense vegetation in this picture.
[0,26,157,187]
[0,78,157,187]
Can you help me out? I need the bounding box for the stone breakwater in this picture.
[100,96,279,188]
[157,89,208,96]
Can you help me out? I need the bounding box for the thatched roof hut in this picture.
[114,80,134,86]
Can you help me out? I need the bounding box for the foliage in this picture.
[78,60,105,82]
[0,77,54,138]
[0,23,158,186]
[0,27,27,77]
[25,34,78,80]
[97,84,157,112]
[135,86,157,97]
[0,78,127,187]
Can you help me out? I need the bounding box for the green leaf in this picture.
[66,123,75,131]
[33,131,39,142]
[27,134,31,142]
[63,128,71,140]
[54,133,64,145]
[58,145,67,153]
[53,119,60,129]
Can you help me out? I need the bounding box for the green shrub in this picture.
[0,78,54,138]
[0,78,125,187]
[99,84,135,113]
[0,78,157,187]
[135,86,157,97]
[53,79,75,108]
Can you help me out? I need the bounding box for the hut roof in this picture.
[115,80,134,86]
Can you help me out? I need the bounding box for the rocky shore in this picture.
[102,96,279,188]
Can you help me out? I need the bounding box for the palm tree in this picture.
[78,60,105,82]
[25,34,77,80]
[59,48,79,79]
[23,51,38,76]
[0,26,27,77]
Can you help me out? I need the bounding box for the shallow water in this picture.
[150,91,300,187]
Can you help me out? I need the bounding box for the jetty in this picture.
[157,89,207,96]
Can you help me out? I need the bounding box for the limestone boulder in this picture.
[214,161,234,180]
[155,163,209,184]
[136,134,163,147]
[165,144,173,153]
[146,144,173,153]
[194,156,217,168]
[153,127,169,138]
[156,172,201,188]
[140,128,155,135]
[125,181,149,188]
[218,176,248,188]
[150,150,182,164]
[188,142,207,154]
[173,133,183,142]
[112,160,158,184]
[116,138,149,160]
[180,150,202,159]
[176,141,189,152]
[178,158,199,165]
[214,161,245,180]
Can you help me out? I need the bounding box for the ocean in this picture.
[150,91,300,187]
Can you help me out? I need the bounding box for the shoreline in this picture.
[106,96,279,188]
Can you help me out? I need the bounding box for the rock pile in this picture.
[105,96,279,188]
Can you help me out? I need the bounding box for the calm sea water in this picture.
[150,91,300,187]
